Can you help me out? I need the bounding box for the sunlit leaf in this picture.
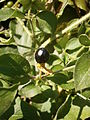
[19,83,41,98]
[74,52,90,91]
[65,38,81,50]
[0,8,24,22]
[64,95,90,120]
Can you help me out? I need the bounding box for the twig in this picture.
[62,12,90,34]
[75,46,86,57]
[77,93,90,101]
[41,12,90,48]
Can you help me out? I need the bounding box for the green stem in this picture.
[62,12,90,34]
[41,12,90,48]
[75,46,86,57]
[12,0,19,8]
[63,65,75,71]
[77,93,87,100]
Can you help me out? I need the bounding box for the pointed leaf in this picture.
[64,95,90,120]
[74,52,90,91]
[0,84,18,116]
[9,96,40,120]
[0,8,24,22]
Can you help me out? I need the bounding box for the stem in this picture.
[41,12,90,47]
[40,38,51,48]
[18,80,32,90]
[75,46,86,57]
[40,65,75,78]
[77,93,88,100]
[12,1,19,8]
[62,12,90,34]
[63,65,75,71]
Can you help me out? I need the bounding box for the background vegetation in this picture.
[0,0,90,120]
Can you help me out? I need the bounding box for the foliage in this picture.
[0,0,90,120]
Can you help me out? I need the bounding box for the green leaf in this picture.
[9,96,40,120]
[0,45,18,55]
[51,64,63,72]
[32,86,58,103]
[76,0,87,11]
[79,34,90,46]
[65,38,81,50]
[59,0,87,11]
[80,106,90,119]
[32,98,51,113]
[0,84,18,117]
[74,52,90,91]
[47,73,68,85]
[0,79,9,88]
[0,53,30,84]
[0,8,24,22]
[54,44,62,54]
[78,23,86,35]
[32,0,45,11]
[82,89,90,99]
[18,0,32,11]
[57,34,69,49]
[9,97,23,120]
[19,83,41,98]
[64,95,90,120]
[36,11,57,34]
[54,95,71,119]
[0,103,14,120]
[64,102,80,120]
[10,20,34,62]
[61,79,74,90]
[48,54,60,66]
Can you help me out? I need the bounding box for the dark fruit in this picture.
[35,48,49,63]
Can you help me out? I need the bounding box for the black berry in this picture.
[35,48,49,63]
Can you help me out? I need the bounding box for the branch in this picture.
[41,12,90,48]
[62,12,90,34]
